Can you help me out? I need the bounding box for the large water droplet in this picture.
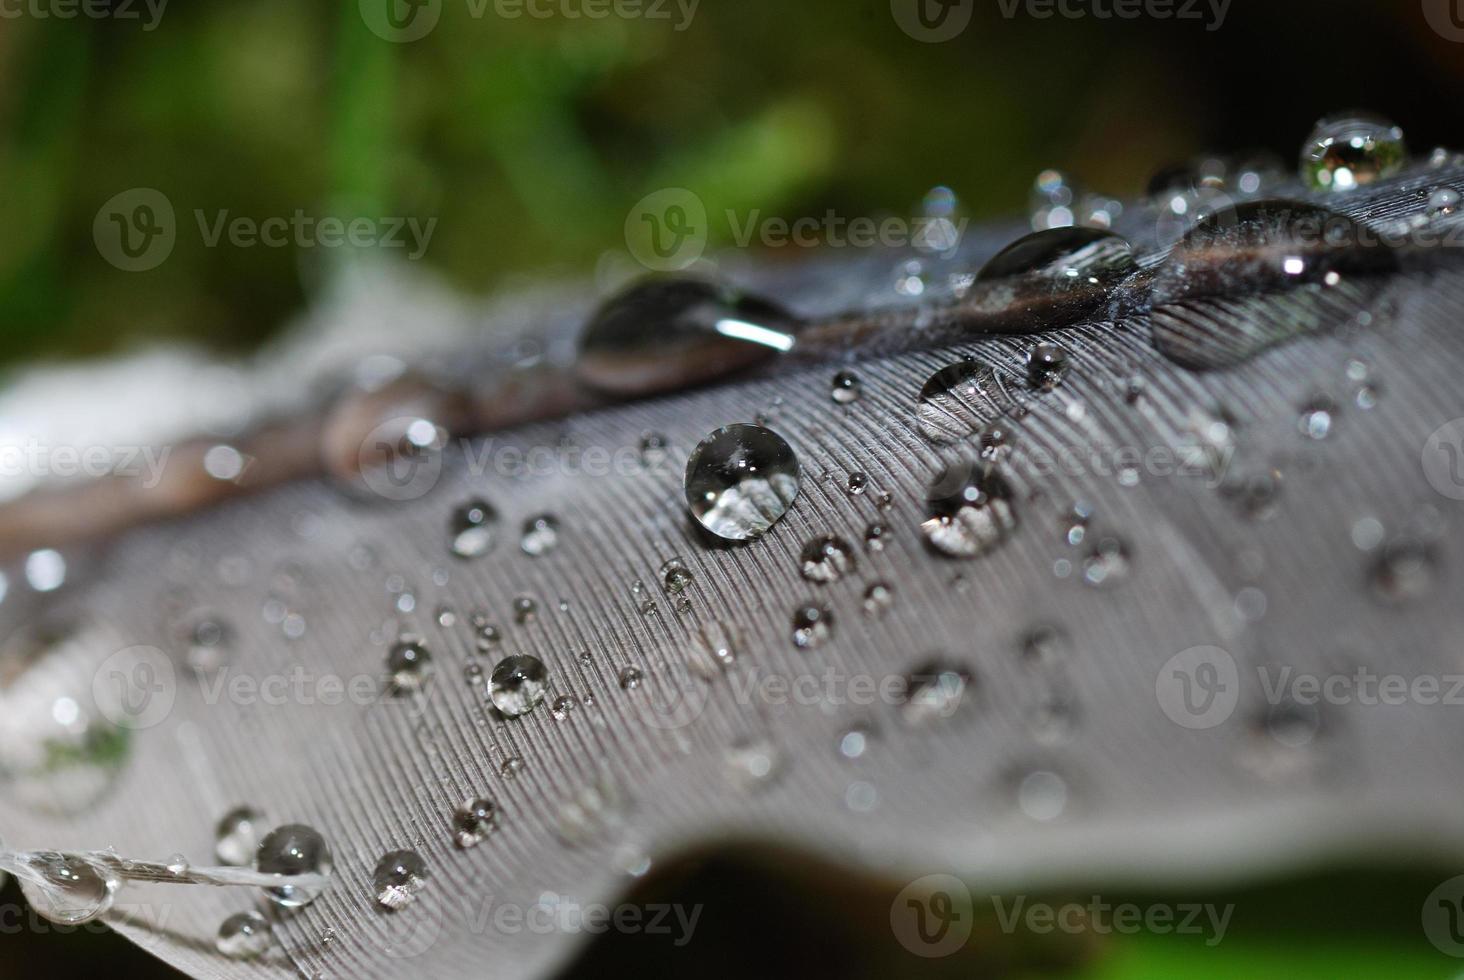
[448,499,499,559]
[452,797,497,848]
[215,805,266,866]
[799,535,856,584]
[977,227,1135,284]
[373,849,429,910]
[684,424,800,541]
[17,852,119,925]
[917,359,1016,444]
[217,910,271,959]
[921,460,1018,559]
[578,278,800,397]
[255,824,332,909]
[1300,112,1406,191]
[488,654,549,717]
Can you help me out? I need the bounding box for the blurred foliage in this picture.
[0,0,1461,366]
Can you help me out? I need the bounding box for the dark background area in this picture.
[3,0,1463,975]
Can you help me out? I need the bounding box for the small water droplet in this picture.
[900,662,972,725]
[639,431,670,467]
[435,605,457,628]
[512,596,538,624]
[617,666,644,690]
[1016,769,1069,822]
[1298,395,1338,440]
[475,623,502,651]
[578,278,800,397]
[724,738,783,790]
[799,535,856,584]
[831,370,862,404]
[520,514,561,557]
[449,499,499,559]
[660,557,693,595]
[921,460,1018,559]
[255,824,332,909]
[186,615,231,673]
[861,582,895,619]
[684,424,800,541]
[1428,187,1460,218]
[488,654,549,717]
[215,806,266,866]
[17,853,119,925]
[387,639,432,692]
[1026,343,1069,391]
[451,798,497,848]
[864,522,888,552]
[846,471,868,496]
[791,602,834,649]
[838,722,875,760]
[1369,539,1438,604]
[1081,537,1131,588]
[217,910,271,958]
[550,694,576,719]
[464,662,485,686]
[1300,112,1406,191]
[373,850,428,910]
[1021,624,1068,667]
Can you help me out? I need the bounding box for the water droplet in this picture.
[387,639,432,691]
[25,549,66,592]
[488,654,549,717]
[831,370,861,404]
[684,424,800,541]
[255,824,332,909]
[1301,112,1406,191]
[639,431,670,467]
[660,557,693,595]
[435,605,457,628]
[449,499,498,559]
[916,358,1014,444]
[1222,471,1283,522]
[791,602,833,649]
[977,227,1135,284]
[846,471,868,496]
[1021,624,1068,667]
[217,910,271,959]
[475,623,501,651]
[1081,537,1130,588]
[920,460,1018,559]
[861,582,895,619]
[1428,187,1460,218]
[550,694,576,719]
[215,805,266,866]
[452,798,497,848]
[724,737,783,790]
[799,535,856,584]
[1369,539,1438,604]
[373,849,428,910]
[617,666,644,690]
[1298,395,1338,440]
[464,662,485,686]
[186,615,231,673]
[512,596,537,624]
[864,522,888,552]
[17,853,119,925]
[520,514,561,557]
[578,278,800,397]
[900,662,972,725]
[1016,769,1069,822]
[838,722,876,760]
[1026,343,1069,391]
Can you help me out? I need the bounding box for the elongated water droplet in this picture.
[977,227,1135,284]
[578,278,800,397]
[921,460,1018,559]
[488,654,549,717]
[255,824,332,909]
[373,850,429,910]
[449,500,498,559]
[799,535,856,584]
[917,359,1015,444]
[1300,112,1406,191]
[684,424,800,541]
[215,805,266,866]
[17,852,119,925]
[452,798,497,848]
[217,910,271,958]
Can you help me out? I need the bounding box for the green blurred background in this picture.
[2,0,1463,367]
[4,0,1464,975]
